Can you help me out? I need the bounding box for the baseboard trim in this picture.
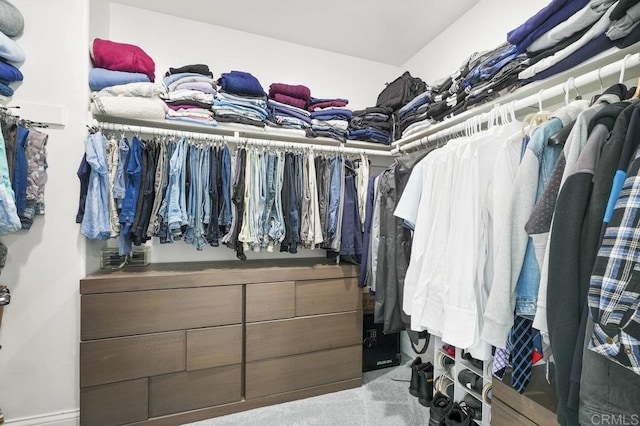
[5,410,79,426]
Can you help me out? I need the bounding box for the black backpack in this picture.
[376,71,427,111]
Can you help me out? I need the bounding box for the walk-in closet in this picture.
[1,1,640,425]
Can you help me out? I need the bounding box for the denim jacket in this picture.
[515,118,564,316]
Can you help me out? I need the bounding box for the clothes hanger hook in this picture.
[620,54,632,84]
[597,67,604,93]
[538,89,545,112]
[568,77,581,100]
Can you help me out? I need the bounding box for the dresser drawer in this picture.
[81,285,242,340]
[246,345,361,399]
[246,281,295,322]
[149,365,242,417]
[295,278,361,316]
[187,325,242,371]
[246,311,362,361]
[492,398,537,426]
[80,378,148,426]
[80,332,185,388]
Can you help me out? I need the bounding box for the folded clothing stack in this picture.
[306,107,352,142]
[266,83,313,130]
[515,0,640,84]
[268,83,311,109]
[0,1,24,97]
[162,64,217,126]
[267,98,312,129]
[89,38,166,120]
[348,107,393,144]
[214,71,268,127]
[307,96,349,112]
[91,82,167,121]
[431,43,525,119]
[90,38,155,87]
[397,91,433,138]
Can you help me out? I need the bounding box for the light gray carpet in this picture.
[186,360,429,426]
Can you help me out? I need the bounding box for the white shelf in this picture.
[459,358,485,380]
[433,335,492,426]
[91,115,392,155]
[459,382,483,403]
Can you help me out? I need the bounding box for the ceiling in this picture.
[109,0,479,66]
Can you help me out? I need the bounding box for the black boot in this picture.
[461,394,482,421]
[418,363,434,407]
[410,357,432,397]
[445,402,471,426]
[429,392,453,426]
[409,357,423,396]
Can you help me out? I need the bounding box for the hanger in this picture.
[569,77,582,101]
[548,78,581,145]
[590,67,605,106]
[86,124,99,134]
[522,89,551,136]
[620,54,632,85]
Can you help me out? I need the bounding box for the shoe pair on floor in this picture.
[409,357,434,407]
[429,392,476,426]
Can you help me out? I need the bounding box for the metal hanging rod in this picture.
[93,120,392,157]
[392,52,640,154]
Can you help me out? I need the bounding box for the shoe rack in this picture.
[431,335,492,426]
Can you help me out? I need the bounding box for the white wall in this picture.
[402,0,551,83]
[0,0,89,423]
[109,3,401,112]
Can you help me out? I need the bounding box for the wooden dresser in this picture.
[79,259,362,426]
[492,365,559,426]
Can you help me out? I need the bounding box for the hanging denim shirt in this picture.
[201,146,211,234]
[184,145,207,250]
[156,140,176,244]
[327,155,343,245]
[260,151,275,247]
[268,151,285,249]
[119,136,143,235]
[206,146,220,246]
[218,145,232,229]
[81,131,111,240]
[11,125,28,216]
[0,128,20,235]
[183,145,198,246]
[340,162,363,257]
[118,136,143,254]
[295,153,304,243]
[201,147,210,227]
[132,142,158,245]
[515,118,564,317]
[146,140,167,238]
[113,137,129,210]
[166,138,187,237]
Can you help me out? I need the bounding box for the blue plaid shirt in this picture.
[589,147,640,375]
